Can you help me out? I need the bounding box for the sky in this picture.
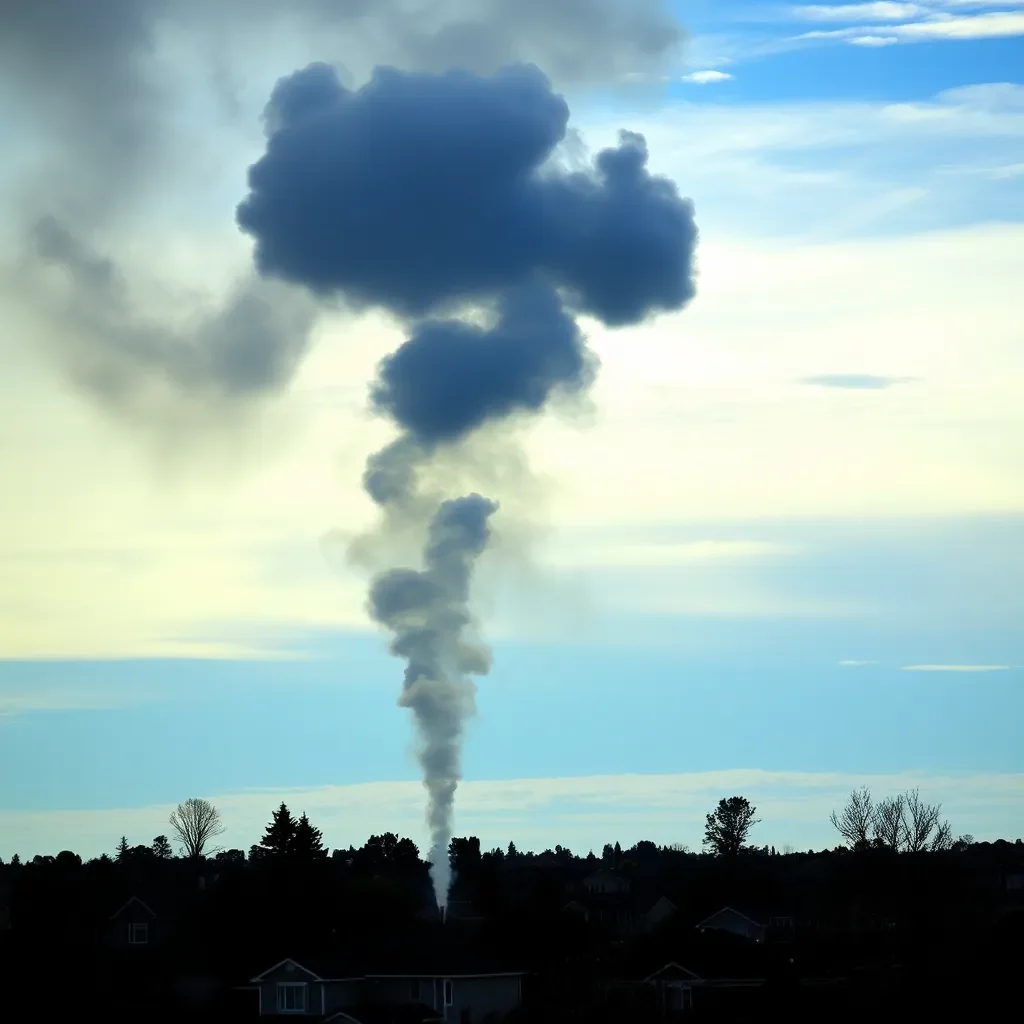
[1,0,1022,861]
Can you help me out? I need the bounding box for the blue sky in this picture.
[1,0,1022,859]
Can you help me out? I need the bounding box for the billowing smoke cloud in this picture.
[236,60,698,903]
[368,493,498,906]
[363,283,596,504]
[1,0,681,428]
[237,63,695,324]
[237,61,697,503]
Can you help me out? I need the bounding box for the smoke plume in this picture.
[368,494,498,906]
[1,0,681,430]
[236,60,698,904]
[237,61,697,502]
[28,217,315,413]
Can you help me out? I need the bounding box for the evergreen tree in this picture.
[259,802,298,858]
[152,835,173,859]
[292,812,326,859]
[507,841,518,859]
[116,836,130,862]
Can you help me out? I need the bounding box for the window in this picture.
[277,983,308,1013]
[128,922,148,944]
[409,978,421,1001]
[444,980,454,1006]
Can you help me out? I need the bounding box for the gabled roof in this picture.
[643,962,702,984]
[250,957,325,983]
[250,956,525,984]
[646,896,677,912]
[697,906,764,930]
[109,896,157,921]
[326,1006,444,1024]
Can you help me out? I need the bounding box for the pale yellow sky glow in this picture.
[2,216,1023,658]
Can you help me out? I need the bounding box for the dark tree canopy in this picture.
[259,802,297,858]
[151,835,173,859]
[704,796,760,857]
[293,813,327,860]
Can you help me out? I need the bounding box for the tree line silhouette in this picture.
[0,789,1021,1021]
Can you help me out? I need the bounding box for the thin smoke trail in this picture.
[368,494,498,906]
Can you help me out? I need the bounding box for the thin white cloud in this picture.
[799,11,1024,43]
[902,663,1012,671]
[3,769,1020,860]
[793,3,929,21]
[839,659,878,666]
[681,70,735,84]
[988,161,1024,178]
[0,688,145,717]
[849,33,901,42]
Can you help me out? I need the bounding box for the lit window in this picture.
[277,983,308,1012]
[128,923,148,944]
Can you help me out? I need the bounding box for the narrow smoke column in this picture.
[368,494,498,908]
[236,58,699,910]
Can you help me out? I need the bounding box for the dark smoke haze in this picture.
[1,0,682,429]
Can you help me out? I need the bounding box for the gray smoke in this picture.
[1,0,681,426]
[28,217,315,414]
[368,493,498,906]
[235,61,699,898]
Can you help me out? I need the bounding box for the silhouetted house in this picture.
[567,875,675,939]
[109,896,159,947]
[609,960,770,1018]
[643,896,678,934]
[582,870,631,896]
[696,907,766,944]
[250,957,524,1022]
[642,962,700,1013]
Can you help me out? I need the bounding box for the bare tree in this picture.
[169,798,224,859]
[872,794,906,851]
[830,786,954,853]
[904,788,946,851]
[830,787,875,848]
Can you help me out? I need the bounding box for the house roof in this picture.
[109,896,158,921]
[251,947,526,985]
[251,958,330,983]
[326,1005,444,1024]
[643,962,702,984]
[696,906,765,930]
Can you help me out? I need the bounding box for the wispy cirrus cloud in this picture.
[797,11,1024,44]
[902,663,1013,671]
[801,373,917,389]
[792,3,932,21]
